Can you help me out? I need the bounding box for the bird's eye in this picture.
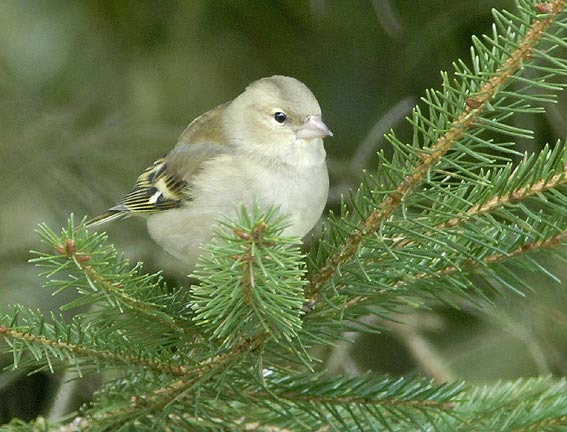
[274,111,287,124]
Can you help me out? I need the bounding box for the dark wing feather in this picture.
[118,157,190,212]
[86,157,190,227]
[87,103,228,228]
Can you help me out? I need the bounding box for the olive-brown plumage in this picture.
[88,76,332,267]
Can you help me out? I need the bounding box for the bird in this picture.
[87,75,332,268]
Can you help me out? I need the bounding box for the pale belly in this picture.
[146,157,328,267]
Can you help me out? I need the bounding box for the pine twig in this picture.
[304,0,567,305]
[0,324,190,376]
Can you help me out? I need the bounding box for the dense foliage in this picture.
[2,1,567,430]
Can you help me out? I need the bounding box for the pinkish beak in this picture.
[295,115,333,140]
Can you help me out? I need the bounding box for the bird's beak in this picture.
[296,115,333,140]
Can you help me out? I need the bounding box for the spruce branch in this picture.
[381,141,567,249]
[439,166,567,228]
[32,219,185,336]
[3,1,567,431]
[374,228,567,304]
[57,371,464,431]
[192,206,307,354]
[0,306,197,378]
[305,0,567,306]
[329,226,567,321]
[57,337,270,431]
[437,376,567,431]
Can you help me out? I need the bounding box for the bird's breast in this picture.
[147,153,328,266]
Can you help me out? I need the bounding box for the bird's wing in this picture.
[87,103,230,227]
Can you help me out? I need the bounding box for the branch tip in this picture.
[536,2,553,14]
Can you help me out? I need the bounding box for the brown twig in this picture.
[0,326,190,376]
[305,0,566,305]
[440,170,567,230]
[54,238,184,334]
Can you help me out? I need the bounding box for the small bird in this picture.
[88,75,332,267]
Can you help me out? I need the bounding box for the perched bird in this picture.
[88,75,332,267]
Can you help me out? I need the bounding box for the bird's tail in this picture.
[86,210,127,227]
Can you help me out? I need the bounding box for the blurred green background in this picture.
[1,0,567,424]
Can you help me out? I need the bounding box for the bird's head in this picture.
[223,75,332,166]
